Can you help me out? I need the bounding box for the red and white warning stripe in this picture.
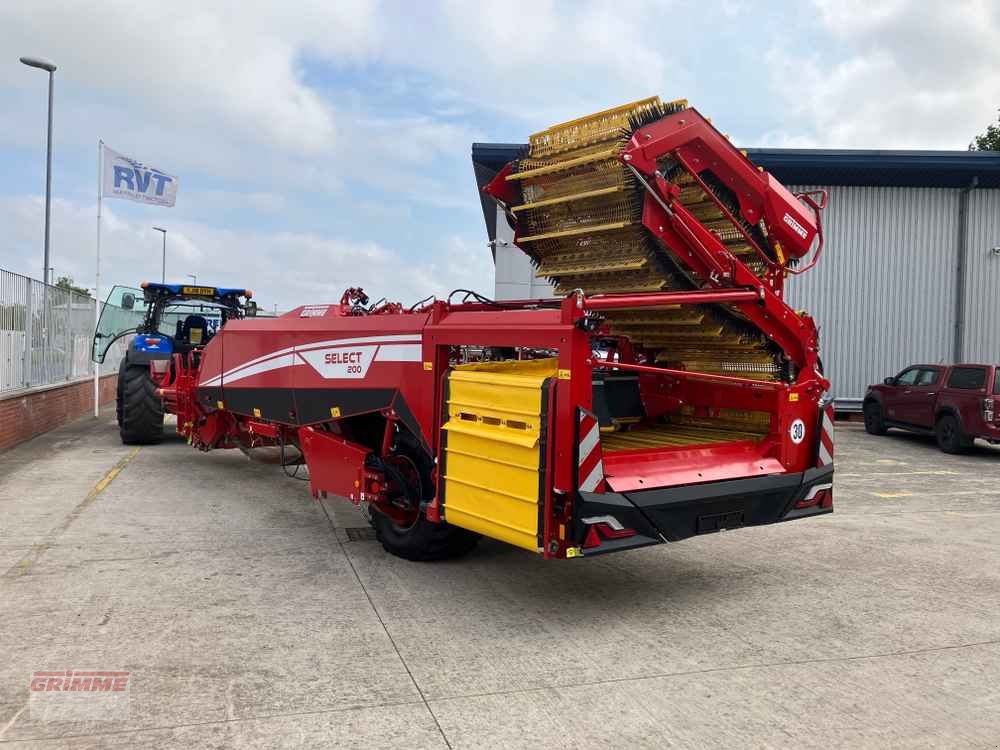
[577,408,605,493]
[817,402,834,467]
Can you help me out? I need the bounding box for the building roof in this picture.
[472,143,1000,186]
[744,148,1000,189]
[470,144,527,248]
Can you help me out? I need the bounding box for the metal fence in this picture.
[0,267,128,396]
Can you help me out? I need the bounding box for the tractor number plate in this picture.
[182,286,216,296]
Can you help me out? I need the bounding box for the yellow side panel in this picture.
[442,358,556,552]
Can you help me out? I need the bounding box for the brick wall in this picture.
[0,375,118,452]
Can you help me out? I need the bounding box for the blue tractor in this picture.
[93,282,256,444]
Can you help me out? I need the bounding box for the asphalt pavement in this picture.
[1,411,998,748]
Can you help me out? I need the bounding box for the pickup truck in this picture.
[863,364,1000,453]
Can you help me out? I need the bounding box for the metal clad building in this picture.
[781,184,961,406]
[966,188,1000,364]
[472,145,1000,408]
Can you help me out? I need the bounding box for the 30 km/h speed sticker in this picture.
[789,419,806,444]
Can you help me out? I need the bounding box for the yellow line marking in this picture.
[0,704,28,740]
[872,491,913,499]
[2,447,140,580]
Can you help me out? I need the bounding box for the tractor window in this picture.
[92,286,147,363]
[946,367,987,390]
[158,303,223,340]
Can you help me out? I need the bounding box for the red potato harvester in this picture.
[149,97,836,561]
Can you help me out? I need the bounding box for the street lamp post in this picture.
[20,55,57,384]
[186,273,197,286]
[152,227,167,282]
[19,56,56,287]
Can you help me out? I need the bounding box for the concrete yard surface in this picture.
[1,412,999,748]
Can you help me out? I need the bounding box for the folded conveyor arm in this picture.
[485,97,828,387]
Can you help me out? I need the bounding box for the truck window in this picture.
[995,370,1000,395]
[946,367,986,390]
[916,369,939,386]
[896,368,920,386]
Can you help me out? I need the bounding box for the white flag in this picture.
[101,145,178,207]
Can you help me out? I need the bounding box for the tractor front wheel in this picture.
[118,363,164,445]
[371,452,479,562]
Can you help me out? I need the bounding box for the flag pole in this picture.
[93,139,103,418]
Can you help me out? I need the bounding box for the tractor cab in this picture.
[93,282,256,365]
[92,282,256,445]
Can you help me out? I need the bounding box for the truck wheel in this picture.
[863,402,887,435]
[119,363,164,445]
[935,414,971,455]
[371,453,479,562]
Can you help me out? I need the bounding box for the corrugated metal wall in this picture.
[493,205,556,300]
[785,186,962,404]
[963,189,1000,364]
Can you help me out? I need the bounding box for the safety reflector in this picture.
[577,408,605,493]
[795,483,832,509]
[817,402,834,467]
[582,521,637,548]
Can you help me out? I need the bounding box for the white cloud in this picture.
[0,1,382,156]
[3,0,998,320]
[386,0,677,125]
[0,194,493,312]
[763,0,1000,148]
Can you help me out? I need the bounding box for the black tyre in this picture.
[935,414,971,455]
[863,401,887,436]
[119,363,164,445]
[115,357,127,426]
[371,453,479,562]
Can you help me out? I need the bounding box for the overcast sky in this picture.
[1,1,997,311]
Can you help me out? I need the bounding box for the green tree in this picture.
[969,110,1000,151]
[55,276,90,296]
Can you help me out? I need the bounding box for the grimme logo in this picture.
[300,305,329,318]
[782,212,809,240]
[29,670,130,721]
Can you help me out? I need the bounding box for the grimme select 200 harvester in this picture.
[125,97,835,561]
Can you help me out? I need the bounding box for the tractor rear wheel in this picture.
[119,363,164,445]
[371,452,479,562]
[115,358,127,426]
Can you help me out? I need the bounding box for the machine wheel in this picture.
[935,414,971,455]
[115,358,127,426]
[371,452,479,562]
[119,363,164,445]
[863,402,887,435]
